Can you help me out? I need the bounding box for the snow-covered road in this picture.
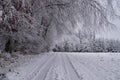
[7,53,120,80]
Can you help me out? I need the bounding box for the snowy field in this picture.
[7,53,120,80]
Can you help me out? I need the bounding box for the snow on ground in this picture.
[7,53,120,80]
[0,52,39,80]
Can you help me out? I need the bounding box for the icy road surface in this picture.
[7,53,120,80]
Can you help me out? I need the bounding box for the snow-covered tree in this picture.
[0,0,120,53]
[0,0,46,53]
[31,0,116,49]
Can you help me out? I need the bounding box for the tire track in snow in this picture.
[67,54,102,80]
[44,53,70,80]
[31,54,57,80]
[44,62,57,80]
[7,54,53,80]
[73,54,120,80]
[73,54,110,80]
[7,53,120,80]
[27,55,53,80]
[65,55,81,79]
[61,54,73,80]
[60,54,71,80]
[45,53,71,80]
[61,54,67,74]
[44,53,64,80]
[63,54,83,80]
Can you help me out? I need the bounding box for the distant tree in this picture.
[31,0,119,51]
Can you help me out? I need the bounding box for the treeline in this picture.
[0,0,120,54]
[53,39,120,52]
[0,0,48,54]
